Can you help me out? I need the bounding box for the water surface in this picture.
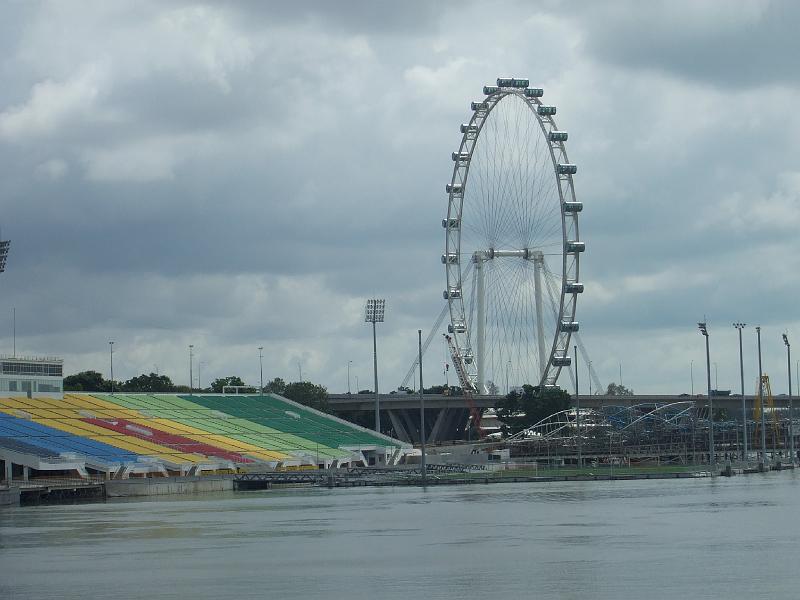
[2,472,799,599]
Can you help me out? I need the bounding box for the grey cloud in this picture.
[566,0,800,89]
[2,1,799,395]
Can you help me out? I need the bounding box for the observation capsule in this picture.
[483,86,499,95]
[563,201,583,213]
[441,253,459,264]
[452,152,470,161]
[524,88,544,98]
[442,218,461,229]
[549,131,568,142]
[565,282,584,294]
[463,352,474,365]
[448,322,467,334]
[557,163,578,175]
[443,289,462,300]
[471,101,489,111]
[538,105,557,116]
[460,123,478,134]
[496,77,529,88]
[552,355,572,367]
[559,321,580,333]
[566,241,585,253]
[446,183,463,194]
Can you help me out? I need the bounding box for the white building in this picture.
[0,356,63,398]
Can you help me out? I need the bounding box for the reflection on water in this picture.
[2,472,800,599]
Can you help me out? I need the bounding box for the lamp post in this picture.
[733,323,747,461]
[198,360,207,392]
[690,360,694,395]
[588,360,593,396]
[783,333,794,465]
[756,326,766,468]
[347,360,352,395]
[418,329,426,483]
[713,362,718,392]
[189,344,194,396]
[365,298,385,433]
[258,347,264,396]
[698,321,714,469]
[109,341,114,394]
[575,344,581,469]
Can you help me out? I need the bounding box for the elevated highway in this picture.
[329,393,769,443]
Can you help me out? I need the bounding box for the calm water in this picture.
[2,472,800,599]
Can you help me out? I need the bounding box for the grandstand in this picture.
[0,393,411,483]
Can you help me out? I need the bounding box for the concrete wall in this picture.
[0,487,21,507]
[105,475,234,498]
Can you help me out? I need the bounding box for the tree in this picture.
[283,381,329,412]
[64,371,107,392]
[121,373,176,393]
[210,376,246,393]
[606,382,634,396]
[495,384,572,435]
[264,377,286,395]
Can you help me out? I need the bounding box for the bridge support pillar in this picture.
[387,410,411,443]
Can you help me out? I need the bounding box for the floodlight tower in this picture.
[365,298,385,433]
[698,321,714,468]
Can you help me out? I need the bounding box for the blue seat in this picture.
[0,414,139,464]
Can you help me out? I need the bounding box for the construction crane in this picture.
[399,302,450,390]
[444,334,483,437]
[753,374,779,450]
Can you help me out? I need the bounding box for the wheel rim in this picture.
[443,79,582,393]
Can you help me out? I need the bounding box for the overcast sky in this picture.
[1,0,799,395]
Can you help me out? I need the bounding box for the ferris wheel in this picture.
[442,77,584,394]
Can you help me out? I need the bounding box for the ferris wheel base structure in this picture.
[442,77,584,396]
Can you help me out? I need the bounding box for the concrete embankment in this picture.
[105,475,234,497]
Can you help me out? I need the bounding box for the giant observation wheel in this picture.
[442,77,584,394]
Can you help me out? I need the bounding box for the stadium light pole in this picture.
[109,341,114,394]
[258,347,264,396]
[756,326,766,468]
[419,329,426,483]
[365,298,385,433]
[189,344,194,396]
[733,323,747,461]
[698,321,714,469]
[783,333,794,465]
